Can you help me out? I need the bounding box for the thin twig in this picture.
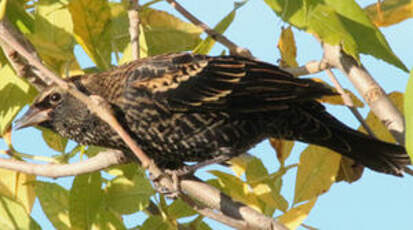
[283,60,329,77]
[165,0,252,58]
[128,0,140,59]
[325,69,376,137]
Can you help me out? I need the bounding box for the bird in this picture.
[15,52,410,176]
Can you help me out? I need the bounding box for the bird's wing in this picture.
[128,53,336,113]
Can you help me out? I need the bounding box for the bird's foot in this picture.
[149,153,233,198]
[148,169,188,199]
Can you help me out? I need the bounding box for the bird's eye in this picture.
[50,93,61,103]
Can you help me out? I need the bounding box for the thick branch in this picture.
[322,43,405,145]
[181,178,288,230]
[325,69,376,137]
[165,0,252,58]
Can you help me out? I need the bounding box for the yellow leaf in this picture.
[277,26,298,68]
[269,138,294,166]
[278,198,317,230]
[358,92,403,143]
[229,154,250,177]
[210,170,262,212]
[0,169,36,213]
[336,156,364,183]
[294,145,341,204]
[365,0,413,27]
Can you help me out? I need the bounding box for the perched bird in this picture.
[15,53,410,176]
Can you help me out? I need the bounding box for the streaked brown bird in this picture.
[15,53,410,176]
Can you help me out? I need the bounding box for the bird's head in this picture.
[14,84,91,136]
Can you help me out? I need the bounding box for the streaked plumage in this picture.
[16,53,410,175]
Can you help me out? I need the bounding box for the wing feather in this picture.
[127,53,336,113]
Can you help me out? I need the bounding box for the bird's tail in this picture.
[312,124,410,176]
[271,102,411,176]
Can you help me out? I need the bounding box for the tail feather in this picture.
[275,101,411,176]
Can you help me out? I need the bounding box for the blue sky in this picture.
[3,0,413,229]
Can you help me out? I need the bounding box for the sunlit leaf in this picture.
[278,198,317,230]
[365,0,413,27]
[0,0,7,20]
[264,0,407,71]
[358,92,403,143]
[105,168,154,215]
[277,26,298,67]
[0,65,36,135]
[34,181,71,230]
[294,145,341,204]
[405,70,413,160]
[210,170,262,212]
[69,172,103,230]
[269,138,294,166]
[28,0,82,76]
[0,195,40,230]
[69,0,112,69]
[0,169,36,213]
[193,1,247,54]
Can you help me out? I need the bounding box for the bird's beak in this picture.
[14,107,51,130]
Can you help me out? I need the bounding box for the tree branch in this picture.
[165,0,252,58]
[322,43,405,145]
[325,69,376,137]
[282,60,329,77]
[128,0,140,60]
[0,150,129,177]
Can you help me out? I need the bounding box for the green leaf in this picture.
[193,1,247,54]
[34,181,71,230]
[92,209,126,230]
[6,0,34,34]
[69,172,103,230]
[28,0,82,76]
[69,0,112,69]
[294,145,341,204]
[140,216,173,230]
[405,69,413,160]
[0,195,40,230]
[264,0,408,72]
[140,8,202,56]
[104,168,154,215]
[0,169,36,213]
[40,127,68,152]
[167,198,196,219]
[0,65,36,135]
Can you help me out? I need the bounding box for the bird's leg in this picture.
[151,148,235,198]
[170,154,233,177]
